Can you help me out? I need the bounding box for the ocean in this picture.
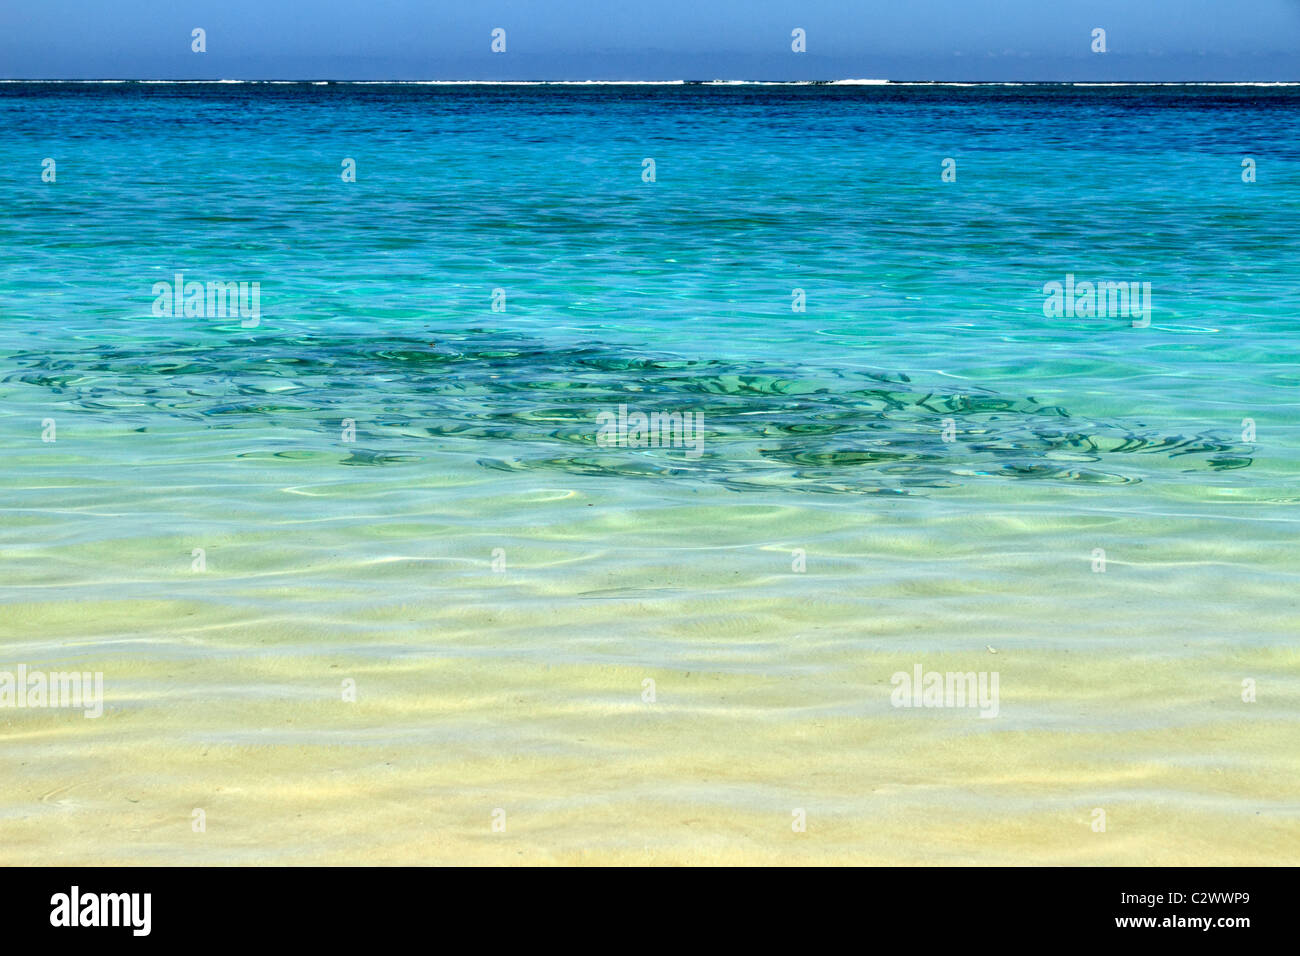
[1,82,1297,863]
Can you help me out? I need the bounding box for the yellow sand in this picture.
[2,473,1297,865]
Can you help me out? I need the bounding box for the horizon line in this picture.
[3,78,1300,86]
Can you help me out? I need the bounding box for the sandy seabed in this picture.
[2,455,1297,866]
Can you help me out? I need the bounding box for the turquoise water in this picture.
[4,84,1298,497]
[2,84,1299,864]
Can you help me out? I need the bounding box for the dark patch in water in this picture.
[2,328,1254,495]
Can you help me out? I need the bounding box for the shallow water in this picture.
[1,83,1298,864]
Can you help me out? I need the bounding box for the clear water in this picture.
[1,84,1298,864]
[5,84,1299,490]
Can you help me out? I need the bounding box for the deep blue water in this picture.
[2,83,1298,494]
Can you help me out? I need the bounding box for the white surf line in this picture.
[5,78,1296,86]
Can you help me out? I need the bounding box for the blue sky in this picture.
[3,1,1300,80]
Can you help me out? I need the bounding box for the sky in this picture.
[3,1,1300,81]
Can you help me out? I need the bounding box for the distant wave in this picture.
[2,78,1298,86]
